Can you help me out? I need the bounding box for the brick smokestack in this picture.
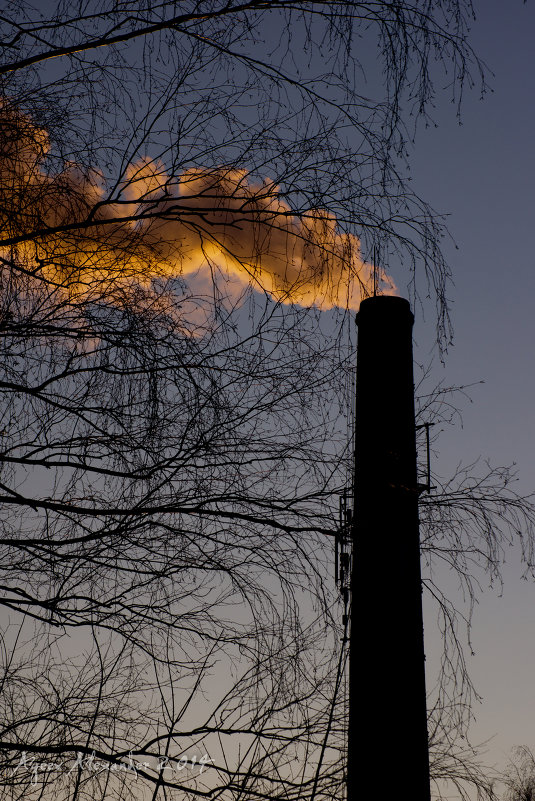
[347,295,430,800]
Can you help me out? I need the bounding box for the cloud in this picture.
[0,104,395,319]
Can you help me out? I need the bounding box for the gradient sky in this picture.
[402,1,535,791]
[3,2,533,797]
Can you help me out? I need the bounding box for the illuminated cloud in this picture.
[0,104,396,318]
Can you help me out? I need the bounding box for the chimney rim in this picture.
[356,295,413,325]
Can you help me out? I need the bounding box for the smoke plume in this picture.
[0,105,395,316]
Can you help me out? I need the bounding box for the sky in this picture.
[1,2,534,798]
[403,0,535,791]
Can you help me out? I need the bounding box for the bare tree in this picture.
[500,747,535,801]
[0,2,530,800]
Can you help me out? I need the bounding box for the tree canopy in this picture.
[1,3,532,800]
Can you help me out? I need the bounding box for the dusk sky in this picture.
[405,1,535,789]
[1,2,534,799]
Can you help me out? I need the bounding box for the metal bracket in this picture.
[416,422,436,494]
[337,491,353,605]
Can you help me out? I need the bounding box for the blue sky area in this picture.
[407,1,535,789]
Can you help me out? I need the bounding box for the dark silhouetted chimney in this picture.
[348,295,430,800]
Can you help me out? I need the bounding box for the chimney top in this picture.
[357,295,413,326]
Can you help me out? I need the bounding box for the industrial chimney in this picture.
[347,295,430,800]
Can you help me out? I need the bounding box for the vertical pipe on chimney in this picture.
[348,295,430,800]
